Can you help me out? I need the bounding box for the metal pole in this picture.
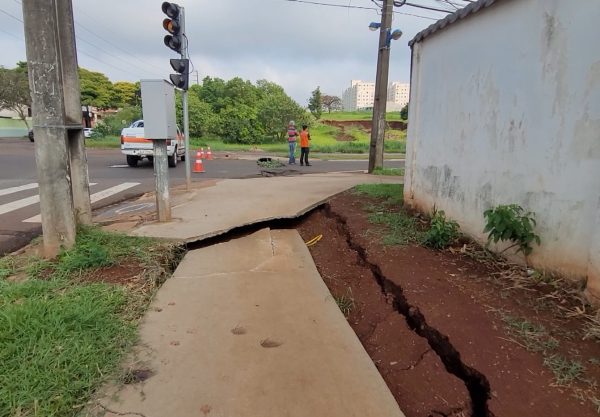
[56,0,92,224]
[22,0,77,256]
[181,7,191,190]
[153,140,172,222]
[368,0,393,173]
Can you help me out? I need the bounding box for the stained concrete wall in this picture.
[405,0,600,300]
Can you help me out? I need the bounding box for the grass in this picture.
[85,122,406,154]
[0,226,181,417]
[334,289,355,317]
[353,184,425,246]
[543,354,585,386]
[321,111,403,121]
[501,315,560,353]
[354,184,404,205]
[373,167,404,176]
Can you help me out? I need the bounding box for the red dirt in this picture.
[297,192,600,417]
[82,263,147,286]
[322,119,407,131]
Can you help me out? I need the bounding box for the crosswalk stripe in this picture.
[0,183,38,197]
[0,195,40,216]
[22,182,139,223]
[0,183,98,218]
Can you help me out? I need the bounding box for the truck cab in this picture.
[120,120,185,167]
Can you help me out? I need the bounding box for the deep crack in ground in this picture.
[323,204,493,417]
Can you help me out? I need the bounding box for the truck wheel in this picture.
[180,152,185,162]
[168,148,177,168]
[126,155,139,167]
[147,156,154,163]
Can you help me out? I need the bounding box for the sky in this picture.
[0,0,463,105]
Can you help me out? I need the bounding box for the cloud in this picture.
[0,0,445,104]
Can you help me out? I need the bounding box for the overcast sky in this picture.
[0,0,457,105]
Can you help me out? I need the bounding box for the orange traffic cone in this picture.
[199,147,205,159]
[193,151,205,173]
[206,146,213,160]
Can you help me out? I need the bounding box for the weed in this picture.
[423,210,460,249]
[502,315,559,352]
[0,256,16,280]
[368,211,425,246]
[372,167,404,176]
[543,354,585,385]
[334,289,355,317]
[483,204,540,255]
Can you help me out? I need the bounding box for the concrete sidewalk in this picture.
[93,173,405,416]
[96,228,404,417]
[133,172,401,242]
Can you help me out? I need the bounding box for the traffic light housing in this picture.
[162,2,183,53]
[169,58,189,90]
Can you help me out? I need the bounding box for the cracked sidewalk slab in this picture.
[131,173,402,242]
[94,228,405,417]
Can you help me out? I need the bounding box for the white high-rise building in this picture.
[388,82,410,109]
[342,80,375,111]
[342,80,409,111]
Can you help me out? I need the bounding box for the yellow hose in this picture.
[305,234,323,247]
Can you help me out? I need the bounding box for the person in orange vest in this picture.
[299,124,311,166]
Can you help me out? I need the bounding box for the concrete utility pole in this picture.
[22,0,92,257]
[368,0,393,173]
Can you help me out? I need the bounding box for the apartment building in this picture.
[388,82,410,109]
[342,80,409,111]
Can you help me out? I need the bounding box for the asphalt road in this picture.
[0,137,404,254]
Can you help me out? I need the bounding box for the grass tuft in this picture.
[334,289,355,317]
[543,354,585,386]
[372,167,405,176]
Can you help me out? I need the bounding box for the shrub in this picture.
[423,210,460,249]
[483,204,540,255]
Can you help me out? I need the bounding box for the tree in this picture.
[198,76,227,112]
[79,68,115,109]
[256,80,308,141]
[308,86,322,119]
[113,81,138,107]
[400,103,409,120]
[218,104,263,144]
[0,67,31,128]
[321,95,342,114]
[176,90,219,138]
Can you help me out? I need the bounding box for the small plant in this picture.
[483,204,540,255]
[334,288,355,317]
[543,354,585,386]
[423,210,460,249]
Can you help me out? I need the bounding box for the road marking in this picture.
[0,183,38,197]
[22,182,135,223]
[109,165,130,168]
[0,195,41,216]
[115,202,154,215]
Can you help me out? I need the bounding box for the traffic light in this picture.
[170,58,189,90]
[162,2,183,54]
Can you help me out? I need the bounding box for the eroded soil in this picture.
[297,191,600,417]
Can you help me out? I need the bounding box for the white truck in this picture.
[120,120,186,168]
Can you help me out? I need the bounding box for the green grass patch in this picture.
[373,167,404,176]
[543,354,585,386]
[0,227,182,417]
[501,315,559,353]
[321,111,402,121]
[354,184,403,205]
[353,184,424,246]
[85,136,120,149]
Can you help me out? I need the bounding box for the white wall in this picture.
[405,0,600,300]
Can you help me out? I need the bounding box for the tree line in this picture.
[0,62,345,143]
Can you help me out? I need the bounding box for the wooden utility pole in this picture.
[22,0,92,256]
[368,0,393,173]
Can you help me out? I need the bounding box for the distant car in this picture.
[28,129,34,142]
[83,128,93,138]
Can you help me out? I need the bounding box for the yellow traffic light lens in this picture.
[163,18,180,35]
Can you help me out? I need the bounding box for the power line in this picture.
[283,0,437,19]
